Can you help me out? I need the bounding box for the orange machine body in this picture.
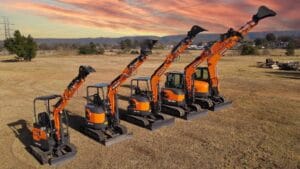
[194,80,209,96]
[86,108,106,125]
[162,89,185,103]
[32,128,48,142]
[130,98,150,112]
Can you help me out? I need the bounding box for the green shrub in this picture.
[240,45,258,55]
[285,41,295,56]
[97,47,105,55]
[4,30,37,61]
[130,50,139,54]
[78,42,104,55]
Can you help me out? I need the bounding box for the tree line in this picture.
[241,33,298,56]
[1,30,299,62]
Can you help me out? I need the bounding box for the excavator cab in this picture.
[31,95,76,165]
[83,83,130,145]
[125,76,175,129]
[160,71,207,120]
[194,67,232,111]
[194,67,210,97]
[127,77,152,115]
[164,71,184,89]
[162,72,185,106]
[85,83,109,130]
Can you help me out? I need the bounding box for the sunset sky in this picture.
[0,0,299,39]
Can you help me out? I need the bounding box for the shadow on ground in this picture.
[64,110,85,134]
[7,120,32,152]
[1,59,20,63]
[266,71,300,79]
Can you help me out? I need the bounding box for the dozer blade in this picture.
[161,104,208,120]
[183,109,208,120]
[120,112,174,131]
[209,100,232,112]
[184,103,208,120]
[104,134,132,146]
[49,143,77,165]
[148,113,175,131]
[29,143,76,165]
[83,125,132,146]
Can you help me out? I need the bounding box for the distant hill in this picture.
[32,30,300,45]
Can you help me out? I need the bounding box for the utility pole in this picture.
[0,16,14,39]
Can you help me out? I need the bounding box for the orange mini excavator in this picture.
[122,25,207,130]
[163,6,276,113]
[30,65,95,165]
[82,40,157,145]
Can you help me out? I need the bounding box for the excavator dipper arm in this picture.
[53,65,95,141]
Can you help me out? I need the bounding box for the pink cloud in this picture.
[4,0,299,36]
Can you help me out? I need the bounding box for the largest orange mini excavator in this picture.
[82,40,157,145]
[30,65,95,165]
[162,6,276,115]
[122,25,207,130]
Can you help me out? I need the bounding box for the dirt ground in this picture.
[0,50,299,169]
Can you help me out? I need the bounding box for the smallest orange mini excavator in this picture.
[30,65,95,165]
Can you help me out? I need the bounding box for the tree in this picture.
[254,38,263,47]
[240,44,258,55]
[285,41,295,56]
[265,33,276,42]
[4,30,37,61]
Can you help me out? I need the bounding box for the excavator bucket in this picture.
[188,25,207,38]
[79,65,96,78]
[141,39,158,55]
[252,6,277,23]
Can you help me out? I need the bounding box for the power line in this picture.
[0,16,14,39]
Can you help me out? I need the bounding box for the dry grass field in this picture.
[0,50,299,169]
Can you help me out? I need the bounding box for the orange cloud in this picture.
[3,0,299,36]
